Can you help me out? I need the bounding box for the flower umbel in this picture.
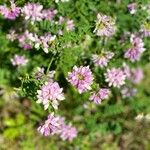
[92,51,114,68]
[94,13,116,37]
[37,81,65,110]
[11,55,28,66]
[90,88,110,104]
[105,68,126,88]
[124,35,145,62]
[67,66,94,93]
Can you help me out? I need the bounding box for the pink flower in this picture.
[37,81,65,110]
[38,113,77,141]
[67,66,94,93]
[94,13,116,37]
[38,113,63,136]
[22,3,43,22]
[124,35,145,62]
[127,3,136,14]
[121,86,137,98]
[60,124,77,141]
[89,88,110,104]
[129,68,144,84]
[105,68,126,88]
[66,19,75,31]
[11,55,28,66]
[38,33,56,53]
[0,2,20,20]
[42,9,57,21]
[92,51,114,68]
[18,30,39,50]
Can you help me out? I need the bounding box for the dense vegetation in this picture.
[0,0,150,149]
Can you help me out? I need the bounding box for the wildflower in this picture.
[38,33,56,53]
[11,55,28,66]
[38,113,63,136]
[105,68,126,88]
[66,19,75,31]
[127,3,136,14]
[94,13,116,37]
[67,66,94,93]
[22,3,43,22]
[60,124,77,141]
[124,35,145,62]
[0,2,20,20]
[37,81,65,110]
[129,68,144,84]
[18,30,39,50]
[89,88,110,104]
[92,51,114,68]
[42,9,57,21]
[121,86,137,98]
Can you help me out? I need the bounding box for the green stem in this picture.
[46,56,54,74]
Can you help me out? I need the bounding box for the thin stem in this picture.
[46,55,54,74]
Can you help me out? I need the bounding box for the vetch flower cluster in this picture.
[0,1,20,20]
[92,51,114,68]
[37,81,65,110]
[67,66,94,93]
[11,55,28,66]
[129,68,144,84]
[105,68,126,88]
[21,3,43,23]
[124,35,145,62]
[17,31,56,52]
[94,13,116,37]
[90,88,110,104]
[38,113,77,141]
[121,86,137,98]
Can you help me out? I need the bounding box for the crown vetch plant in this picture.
[1,0,150,148]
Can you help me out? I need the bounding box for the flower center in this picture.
[77,74,84,80]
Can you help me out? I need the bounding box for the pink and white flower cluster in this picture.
[11,55,28,66]
[37,81,65,110]
[94,13,116,37]
[21,3,58,23]
[38,113,77,141]
[90,88,110,104]
[105,68,126,88]
[92,51,114,68]
[0,2,57,22]
[16,30,56,52]
[124,35,145,62]
[0,2,20,20]
[122,63,144,84]
[67,66,94,94]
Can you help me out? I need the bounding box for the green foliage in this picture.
[0,0,150,149]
